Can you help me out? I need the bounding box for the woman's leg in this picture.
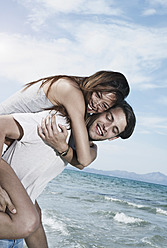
[0,159,40,239]
[25,201,48,248]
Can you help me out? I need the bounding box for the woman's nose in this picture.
[96,103,104,112]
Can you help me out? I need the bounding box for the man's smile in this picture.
[96,123,103,136]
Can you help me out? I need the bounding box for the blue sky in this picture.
[0,0,167,175]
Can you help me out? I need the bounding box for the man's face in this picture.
[88,107,127,141]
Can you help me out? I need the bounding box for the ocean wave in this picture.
[50,191,62,195]
[104,196,167,216]
[105,196,123,203]
[142,235,167,248]
[156,208,167,215]
[127,202,145,208]
[104,196,144,208]
[141,237,159,248]
[113,212,145,224]
[42,211,69,236]
[91,209,115,218]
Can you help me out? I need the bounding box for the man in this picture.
[0,101,136,248]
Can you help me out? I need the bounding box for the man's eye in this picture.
[113,127,119,135]
[106,113,112,121]
[106,112,114,122]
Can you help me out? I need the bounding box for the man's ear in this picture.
[108,136,119,141]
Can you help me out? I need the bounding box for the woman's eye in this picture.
[96,92,101,98]
[103,103,110,110]
[103,104,108,110]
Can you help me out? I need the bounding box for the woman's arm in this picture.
[38,115,97,170]
[43,79,95,167]
[0,116,40,239]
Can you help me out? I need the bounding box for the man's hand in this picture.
[0,186,16,214]
[37,115,69,153]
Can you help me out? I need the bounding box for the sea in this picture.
[25,168,167,248]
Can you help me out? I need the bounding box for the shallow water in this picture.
[35,169,167,248]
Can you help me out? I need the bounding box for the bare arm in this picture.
[37,115,97,170]
[43,79,95,167]
[0,115,39,239]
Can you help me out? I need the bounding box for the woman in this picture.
[0,70,130,168]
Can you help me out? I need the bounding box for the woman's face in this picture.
[87,92,117,113]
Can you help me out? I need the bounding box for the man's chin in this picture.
[89,136,105,142]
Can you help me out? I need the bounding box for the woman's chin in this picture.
[87,110,96,114]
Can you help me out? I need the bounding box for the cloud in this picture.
[137,114,167,135]
[137,82,167,90]
[1,20,167,89]
[42,0,119,14]
[0,33,82,83]
[157,96,167,105]
[147,0,167,7]
[142,8,157,16]
[1,2,167,91]
[16,0,123,30]
[144,0,167,15]
[18,0,121,15]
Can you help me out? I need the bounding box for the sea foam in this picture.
[42,211,69,236]
[114,212,144,224]
[156,208,167,216]
[105,196,144,208]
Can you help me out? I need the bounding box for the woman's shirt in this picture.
[0,82,54,114]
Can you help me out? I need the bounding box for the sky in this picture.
[0,0,167,175]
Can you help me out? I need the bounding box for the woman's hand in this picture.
[0,186,16,214]
[37,115,69,154]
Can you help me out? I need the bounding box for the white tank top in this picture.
[0,81,54,114]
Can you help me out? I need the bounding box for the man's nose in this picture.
[103,122,112,132]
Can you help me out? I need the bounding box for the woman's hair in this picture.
[24,70,130,120]
[80,70,129,102]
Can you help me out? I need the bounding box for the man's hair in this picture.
[114,100,136,139]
